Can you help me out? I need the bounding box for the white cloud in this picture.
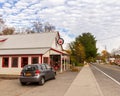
[82,0,120,4]
[0,0,6,3]
[15,1,28,9]
[47,0,65,5]
[1,0,120,52]
[67,0,79,6]
[3,3,11,8]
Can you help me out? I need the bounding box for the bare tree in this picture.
[0,15,4,24]
[25,28,35,34]
[32,21,43,32]
[0,15,5,33]
[44,22,55,32]
[31,21,56,33]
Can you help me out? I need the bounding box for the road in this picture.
[0,71,78,96]
[90,63,120,96]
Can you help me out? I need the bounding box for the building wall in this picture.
[51,35,63,51]
[0,56,22,75]
[50,50,61,55]
[0,51,67,75]
[42,51,50,64]
[0,55,42,75]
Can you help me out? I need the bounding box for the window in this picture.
[12,57,18,67]
[45,64,51,69]
[21,57,28,67]
[23,65,38,71]
[32,57,39,64]
[43,57,48,64]
[41,64,47,70]
[2,57,9,67]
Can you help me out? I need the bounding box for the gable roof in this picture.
[0,32,58,49]
[0,32,62,55]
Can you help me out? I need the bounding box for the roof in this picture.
[0,32,61,55]
[0,48,50,55]
[0,32,57,49]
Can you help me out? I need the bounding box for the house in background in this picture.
[0,32,69,75]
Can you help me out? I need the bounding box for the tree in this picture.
[0,15,15,35]
[69,41,85,65]
[32,21,43,33]
[76,33,97,61]
[0,15,4,25]
[44,22,55,32]
[0,15,5,33]
[25,28,35,34]
[2,27,15,35]
[31,21,56,33]
[69,32,97,64]
[101,50,110,62]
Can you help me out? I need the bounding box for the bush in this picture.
[71,67,80,72]
[69,62,84,72]
[75,63,84,66]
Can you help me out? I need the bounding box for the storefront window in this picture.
[32,57,39,64]
[2,57,9,67]
[12,57,18,67]
[21,57,28,67]
[43,57,48,64]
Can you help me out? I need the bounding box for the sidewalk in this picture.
[64,65,104,96]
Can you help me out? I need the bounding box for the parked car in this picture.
[19,63,56,85]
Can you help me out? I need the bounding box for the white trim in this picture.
[60,55,63,73]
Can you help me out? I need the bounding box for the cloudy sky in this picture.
[0,0,120,53]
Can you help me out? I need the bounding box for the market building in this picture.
[0,32,69,75]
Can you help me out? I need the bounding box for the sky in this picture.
[0,0,120,53]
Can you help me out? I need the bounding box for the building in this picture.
[0,32,69,75]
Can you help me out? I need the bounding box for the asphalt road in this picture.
[90,63,120,96]
[91,63,120,83]
[0,71,78,96]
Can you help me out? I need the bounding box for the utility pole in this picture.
[105,45,109,63]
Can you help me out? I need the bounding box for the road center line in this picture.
[92,65,120,86]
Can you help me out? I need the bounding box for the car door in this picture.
[45,64,54,79]
[41,64,48,80]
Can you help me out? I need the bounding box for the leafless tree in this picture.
[0,15,5,32]
[31,21,56,33]
[44,22,55,32]
[33,21,43,32]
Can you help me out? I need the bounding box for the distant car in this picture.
[19,63,56,85]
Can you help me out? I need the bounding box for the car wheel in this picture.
[39,77,45,85]
[53,76,56,79]
[20,82,26,86]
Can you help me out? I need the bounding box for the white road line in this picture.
[92,65,120,86]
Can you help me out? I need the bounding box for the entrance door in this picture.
[50,55,61,70]
[21,57,28,67]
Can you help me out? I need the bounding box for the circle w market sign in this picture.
[57,38,64,45]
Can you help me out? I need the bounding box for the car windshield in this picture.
[23,65,38,71]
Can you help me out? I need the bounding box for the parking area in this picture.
[0,71,78,96]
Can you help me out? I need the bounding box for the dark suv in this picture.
[19,63,56,85]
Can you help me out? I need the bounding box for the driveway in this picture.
[0,71,78,96]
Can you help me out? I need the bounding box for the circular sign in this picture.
[57,38,64,45]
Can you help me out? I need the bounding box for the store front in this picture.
[50,55,61,70]
[0,32,69,75]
